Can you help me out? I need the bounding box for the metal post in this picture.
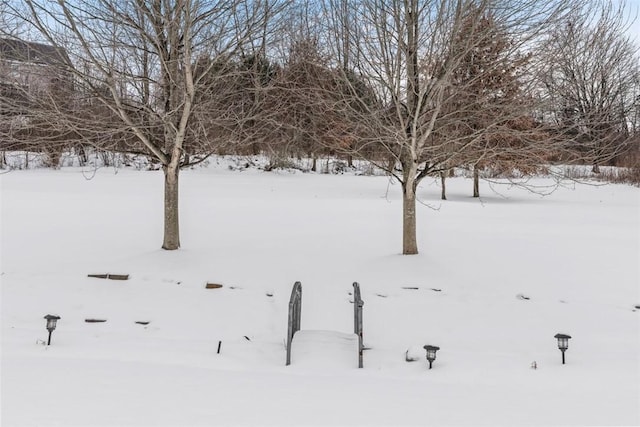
[353,282,364,368]
[47,330,52,346]
[428,361,433,369]
[562,350,565,364]
[286,281,302,366]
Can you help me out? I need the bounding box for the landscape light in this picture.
[44,315,60,346]
[554,333,571,364]
[423,345,440,369]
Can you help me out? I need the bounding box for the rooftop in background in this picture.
[0,38,68,66]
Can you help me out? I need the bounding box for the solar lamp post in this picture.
[423,345,440,369]
[44,315,61,346]
[554,333,571,364]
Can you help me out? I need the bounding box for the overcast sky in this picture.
[623,0,640,43]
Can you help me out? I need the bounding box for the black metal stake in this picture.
[561,350,565,364]
[428,360,433,369]
[217,340,222,354]
[47,330,52,346]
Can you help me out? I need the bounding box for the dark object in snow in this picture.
[266,293,274,297]
[402,287,419,290]
[405,350,419,362]
[635,304,640,310]
[430,288,442,292]
[217,340,222,354]
[376,293,388,298]
[531,361,537,369]
[244,336,251,341]
[135,321,150,325]
[516,294,530,300]
[85,319,107,323]
[88,273,129,280]
[206,283,223,289]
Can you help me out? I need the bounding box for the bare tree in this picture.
[0,3,20,37]
[541,0,640,173]
[0,37,79,168]
[6,0,281,249]
[250,5,372,170]
[318,0,575,254]
[440,6,546,198]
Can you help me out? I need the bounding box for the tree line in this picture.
[1,0,639,254]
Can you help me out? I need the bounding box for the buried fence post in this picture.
[353,282,364,368]
[286,281,302,366]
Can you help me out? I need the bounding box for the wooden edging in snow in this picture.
[87,274,130,280]
[84,318,151,325]
[205,283,223,289]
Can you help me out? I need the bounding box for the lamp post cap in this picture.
[44,314,61,320]
[554,333,571,339]
[423,345,440,351]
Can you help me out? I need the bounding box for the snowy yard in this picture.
[1,161,639,426]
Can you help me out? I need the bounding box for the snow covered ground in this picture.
[1,160,639,426]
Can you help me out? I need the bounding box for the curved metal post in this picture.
[286,281,302,366]
[353,282,364,368]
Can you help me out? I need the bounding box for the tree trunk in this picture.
[440,171,447,200]
[402,181,418,255]
[473,165,480,198]
[592,163,600,174]
[162,165,180,250]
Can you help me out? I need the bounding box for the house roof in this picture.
[0,38,69,66]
